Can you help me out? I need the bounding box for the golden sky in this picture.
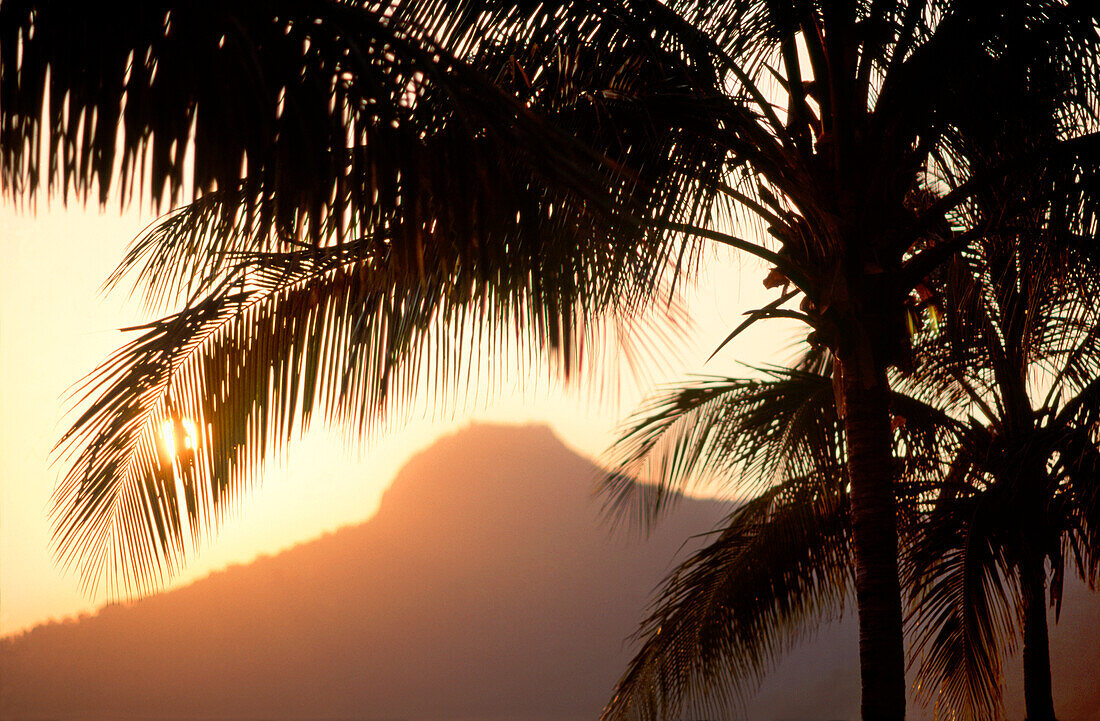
[0,197,796,636]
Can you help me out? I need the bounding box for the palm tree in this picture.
[902,182,1100,721]
[3,3,1098,719]
[597,150,1100,721]
[598,332,1100,721]
[597,356,951,720]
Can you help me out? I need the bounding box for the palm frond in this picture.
[2,0,733,277]
[601,357,963,530]
[599,366,841,530]
[602,472,851,721]
[77,1,740,314]
[53,220,691,593]
[1049,396,1100,588]
[906,477,1020,721]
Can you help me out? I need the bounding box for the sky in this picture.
[0,196,798,637]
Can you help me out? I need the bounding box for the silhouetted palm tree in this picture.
[597,357,945,720]
[598,154,1100,721]
[902,176,1100,721]
[599,341,1100,721]
[3,3,1098,719]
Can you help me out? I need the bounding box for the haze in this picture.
[0,198,789,636]
[5,425,1098,721]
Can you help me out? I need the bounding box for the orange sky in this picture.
[0,196,797,636]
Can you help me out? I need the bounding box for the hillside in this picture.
[2,424,1098,721]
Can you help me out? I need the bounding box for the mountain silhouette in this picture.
[3,424,1098,721]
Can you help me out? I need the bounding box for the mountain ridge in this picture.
[3,423,1098,721]
[1,424,734,721]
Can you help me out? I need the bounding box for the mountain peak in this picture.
[6,423,1097,721]
[373,422,594,525]
[1,423,729,721]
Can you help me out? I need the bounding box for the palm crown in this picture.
[598,132,1100,721]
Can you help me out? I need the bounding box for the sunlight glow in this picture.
[2,201,781,637]
[160,418,200,456]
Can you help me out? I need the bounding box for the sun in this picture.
[159,417,200,456]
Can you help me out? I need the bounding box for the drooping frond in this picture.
[905,457,1021,721]
[600,365,841,529]
[1,0,746,332]
[601,473,852,721]
[38,0,750,589]
[0,2,539,210]
[79,0,738,314]
[52,214,691,593]
[1049,382,1100,589]
[601,357,961,529]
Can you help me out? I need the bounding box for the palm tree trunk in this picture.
[1020,551,1056,721]
[839,357,907,721]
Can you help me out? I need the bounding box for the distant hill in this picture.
[2,424,1098,721]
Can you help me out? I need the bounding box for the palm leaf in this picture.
[52,223,691,593]
[599,366,841,530]
[905,463,1020,721]
[602,472,852,721]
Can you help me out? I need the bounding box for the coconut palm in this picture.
[902,190,1100,721]
[597,355,954,720]
[3,3,1099,719]
[597,152,1100,721]
[895,71,1100,720]
[599,334,1100,721]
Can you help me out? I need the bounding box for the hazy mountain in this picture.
[2,424,1098,721]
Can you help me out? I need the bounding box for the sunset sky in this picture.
[0,196,799,636]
